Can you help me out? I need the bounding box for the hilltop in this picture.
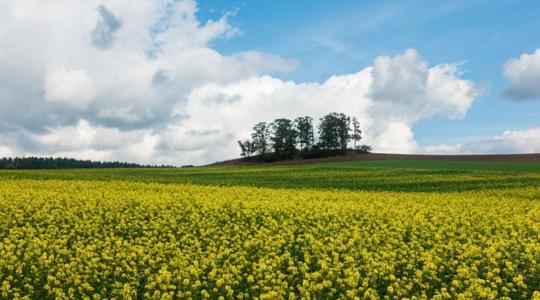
[211,152,540,166]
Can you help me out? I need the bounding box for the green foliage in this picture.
[270,118,297,160]
[0,156,166,169]
[318,112,351,151]
[2,160,540,193]
[240,113,367,161]
[237,140,256,158]
[359,144,372,153]
[294,116,315,151]
[251,122,271,155]
[350,117,362,149]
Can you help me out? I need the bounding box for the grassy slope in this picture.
[1,160,539,192]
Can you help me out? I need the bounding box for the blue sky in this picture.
[1,0,540,164]
[198,0,540,145]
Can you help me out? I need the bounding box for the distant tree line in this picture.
[0,157,174,169]
[238,112,372,161]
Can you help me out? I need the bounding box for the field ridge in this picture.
[212,153,540,166]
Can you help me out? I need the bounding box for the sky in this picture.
[0,0,539,165]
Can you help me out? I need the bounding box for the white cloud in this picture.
[422,128,540,154]
[44,68,95,109]
[170,50,478,163]
[0,0,294,130]
[23,120,159,163]
[36,120,149,151]
[0,145,15,158]
[367,50,478,134]
[502,49,540,100]
[151,0,239,54]
[370,49,429,104]
[373,123,418,154]
[0,1,489,165]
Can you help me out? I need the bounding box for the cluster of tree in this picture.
[238,112,372,161]
[0,157,174,169]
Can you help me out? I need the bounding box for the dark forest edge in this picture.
[237,112,372,162]
[0,157,176,170]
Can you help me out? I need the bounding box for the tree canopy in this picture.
[270,119,297,160]
[0,157,173,169]
[238,112,371,161]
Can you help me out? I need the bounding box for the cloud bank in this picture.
[1,0,532,165]
[422,128,540,155]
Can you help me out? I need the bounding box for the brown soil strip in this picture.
[211,153,540,166]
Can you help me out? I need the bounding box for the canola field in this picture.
[1,161,540,299]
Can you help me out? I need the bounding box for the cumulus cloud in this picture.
[0,0,486,165]
[374,123,417,154]
[422,128,540,154]
[38,120,153,152]
[367,49,478,133]
[44,68,95,109]
[169,50,478,161]
[370,49,429,103]
[0,1,293,134]
[21,120,159,163]
[502,49,540,100]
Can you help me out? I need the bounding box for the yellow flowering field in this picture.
[1,178,539,299]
